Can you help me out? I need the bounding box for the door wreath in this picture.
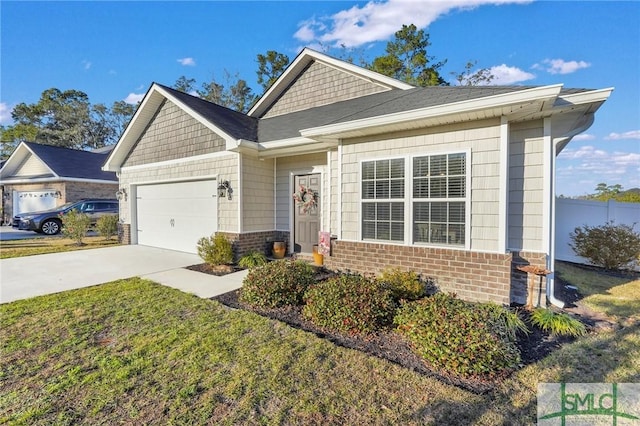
[292,184,318,214]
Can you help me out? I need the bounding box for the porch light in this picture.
[116,188,127,201]
[217,180,232,200]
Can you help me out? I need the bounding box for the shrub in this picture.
[530,308,587,337]
[96,214,119,240]
[303,273,396,335]
[394,293,523,377]
[239,259,315,309]
[238,250,268,269]
[570,221,640,270]
[378,267,431,301]
[60,209,91,246]
[197,234,234,267]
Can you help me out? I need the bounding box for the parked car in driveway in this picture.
[12,199,119,235]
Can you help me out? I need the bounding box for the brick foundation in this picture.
[217,231,290,261]
[322,240,549,305]
[118,223,131,245]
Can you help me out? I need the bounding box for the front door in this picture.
[294,174,321,254]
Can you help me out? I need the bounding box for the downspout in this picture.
[545,113,596,308]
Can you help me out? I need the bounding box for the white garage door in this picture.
[136,180,217,254]
[14,190,58,215]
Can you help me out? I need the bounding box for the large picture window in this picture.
[361,152,467,247]
[361,159,404,241]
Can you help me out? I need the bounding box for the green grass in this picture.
[2,275,638,425]
[556,261,640,321]
[0,236,119,259]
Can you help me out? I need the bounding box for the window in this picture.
[361,159,404,241]
[360,152,467,247]
[413,153,466,246]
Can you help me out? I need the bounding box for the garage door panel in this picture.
[136,180,217,254]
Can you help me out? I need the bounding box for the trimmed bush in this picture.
[60,210,91,246]
[303,273,396,335]
[530,308,586,337]
[197,234,234,267]
[238,250,268,269]
[96,214,119,240]
[378,267,431,301]
[239,259,315,309]
[394,293,524,377]
[570,221,640,270]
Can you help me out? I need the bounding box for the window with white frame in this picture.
[361,152,467,246]
[361,158,405,241]
[412,153,466,246]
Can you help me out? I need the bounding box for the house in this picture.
[0,142,118,224]
[103,48,612,305]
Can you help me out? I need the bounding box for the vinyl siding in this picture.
[123,99,226,167]
[275,153,327,231]
[508,120,544,252]
[13,154,52,177]
[118,153,239,232]
[241,156,275,231]
[337,119,502,251]
[262,61,390,118]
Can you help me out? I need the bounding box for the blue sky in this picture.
[1,0,638,196]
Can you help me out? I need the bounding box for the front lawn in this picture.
[0,235,119,259]
[2,274,638,425]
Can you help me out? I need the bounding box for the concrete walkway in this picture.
[0,245,246,304]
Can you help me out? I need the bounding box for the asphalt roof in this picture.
[156,84,258,141]
[157,83,592,143]
[24,142,117,181]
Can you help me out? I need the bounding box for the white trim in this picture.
[498,116,509,252]
[301,85,564,139]
[273,157,277,230]
[337,142,343,239]
[542,118,552,254]
[119,150,234,171]
[358,150,472,250]
[326,151,332,236]
[1,177,117,185]
[248,48,412,118]
[129,174,219,187]
[237,155,243,234]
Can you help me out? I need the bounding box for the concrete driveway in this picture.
[0,245,247,304]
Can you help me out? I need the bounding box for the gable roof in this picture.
[0,142,117,183]
[248,48,414,118]
[104,49,613,169]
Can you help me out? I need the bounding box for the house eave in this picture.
[300,84,565,140]
[0,177,117,185]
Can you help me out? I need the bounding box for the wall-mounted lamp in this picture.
[217,180,233,200]
[116,188,128,201]
[2,192,10,201]
[54,190,62,199]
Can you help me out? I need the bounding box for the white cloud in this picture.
[604,130,640,140]
[177,57,196,66]
[124,93,144,105]
[0,102,12,124]
[533,58,591,75]
[558,145,608,160]
[572,133,596,141]
[295,0,531,48]
[486,64,535,84]
[82,60,92,70]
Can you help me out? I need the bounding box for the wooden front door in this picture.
[293,174,321,254]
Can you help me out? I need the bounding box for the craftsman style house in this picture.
[104,48,612,305]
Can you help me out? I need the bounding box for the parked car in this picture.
[12,199,119,235]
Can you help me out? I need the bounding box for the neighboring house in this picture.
[0,142,118,224]
[103,48,612,305]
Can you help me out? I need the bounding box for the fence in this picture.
[555,198,640,265]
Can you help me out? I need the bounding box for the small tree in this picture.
[60,209,91,246]
[570,222,640,270]
[96,215,119,240]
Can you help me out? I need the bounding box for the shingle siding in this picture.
[123,100,226,167]
[262,61,390,118]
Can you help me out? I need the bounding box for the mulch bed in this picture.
[186,263,244,276]
[204,266,573,394]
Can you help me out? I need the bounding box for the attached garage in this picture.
[136,179,218,254]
